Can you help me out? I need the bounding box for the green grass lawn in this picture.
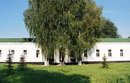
[0,63,130,83]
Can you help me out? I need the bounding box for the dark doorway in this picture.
[59,48,65,64]
[70,51,76,64]
[49,50,54,64]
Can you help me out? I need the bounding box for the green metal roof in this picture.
[100,38,130,42]
[0,38,130,42]
[0,38,35,42]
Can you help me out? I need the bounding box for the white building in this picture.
[0,38,130,64]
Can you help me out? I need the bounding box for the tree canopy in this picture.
[24,0,103,64]
[100,18,120,38]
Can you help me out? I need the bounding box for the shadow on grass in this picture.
[0,68,90,83]
[115,75,130,83]
[126,75,130,83]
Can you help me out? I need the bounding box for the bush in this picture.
[18,55,27,71]
[102,56,108,68]
[6,53,13,75]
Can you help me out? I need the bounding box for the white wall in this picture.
[1,42,130,63]
[82,42,130,62]
[0,42,43,62]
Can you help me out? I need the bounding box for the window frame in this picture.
[36,50,40,58]
[11,50,15,54]
[96,49,100,57]
[108,49,112,57]
[120,49,123,56]
[0,50,1,57]
[23,50,27,55]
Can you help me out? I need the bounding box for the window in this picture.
[23,50,27,55]
[120,49,123,56]
[108,49,112,57]
[84,50,87,57]
[0,50,1,57]
[36,50,40,58]
[11,50,15,54]
[96,49,100,57]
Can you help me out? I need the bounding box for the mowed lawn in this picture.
[0,63,130,83]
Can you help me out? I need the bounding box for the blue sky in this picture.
[0,0,130,38]
[94,0,130,38]
[0,0,29,38]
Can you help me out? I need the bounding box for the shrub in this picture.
[18,55,27,71]
[102,55,108,68]
[6,52,13,75]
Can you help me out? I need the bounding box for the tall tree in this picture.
[67,0,102,64]
[24,0,70,65]
[24,0,103,65]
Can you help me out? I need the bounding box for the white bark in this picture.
[78,60,82,65]
[44,58,49,66]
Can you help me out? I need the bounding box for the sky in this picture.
[0,0,130,38]
[94,0,130,38]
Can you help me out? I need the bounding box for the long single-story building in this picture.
[0,38,130,64]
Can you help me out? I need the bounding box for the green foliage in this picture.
[65,0,102,61]
[18,55,27,71]
[24,0,103,61]
[100,18,120,38]
[0,63,130,83]
[6,53,13,75]
[102,56,108,68]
